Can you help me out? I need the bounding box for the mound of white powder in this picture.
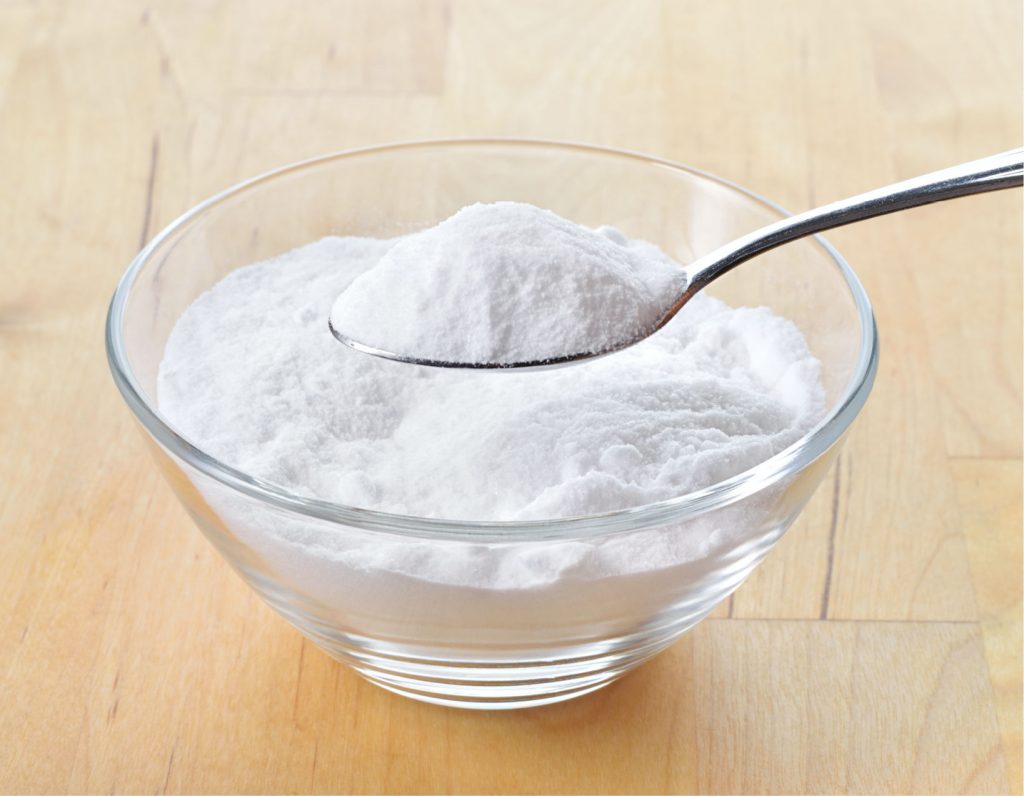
[329,202,686,364]
[158,211,825,524]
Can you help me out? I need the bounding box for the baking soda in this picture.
[158,209,825,528]
[328,202,686,364]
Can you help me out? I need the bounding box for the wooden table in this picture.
[1,2,1020,793]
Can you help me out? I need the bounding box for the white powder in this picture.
[157,208,828,620]
[158,212,824,528]
[329,202,686,364]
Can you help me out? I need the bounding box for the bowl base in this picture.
[310,620,703,710]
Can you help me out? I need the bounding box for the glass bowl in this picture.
[106,140,878,709]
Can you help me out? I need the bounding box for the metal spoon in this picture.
[330,148,1023,369]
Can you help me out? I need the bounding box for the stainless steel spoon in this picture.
[330,148,1023,369]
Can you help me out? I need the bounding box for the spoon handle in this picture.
[684,147,1024,292]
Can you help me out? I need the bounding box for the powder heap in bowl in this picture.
[158,204,825,522]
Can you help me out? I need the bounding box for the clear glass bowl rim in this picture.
[106,138,879,542]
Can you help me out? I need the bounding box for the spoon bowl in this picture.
[328,316,635,370]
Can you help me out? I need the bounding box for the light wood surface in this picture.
[1,2,1020,793]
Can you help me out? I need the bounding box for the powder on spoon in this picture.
[328,201,687,364]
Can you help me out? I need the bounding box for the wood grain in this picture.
[954,459,1024,793]
[694,621,1007,794]
[0,1,1020,793]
